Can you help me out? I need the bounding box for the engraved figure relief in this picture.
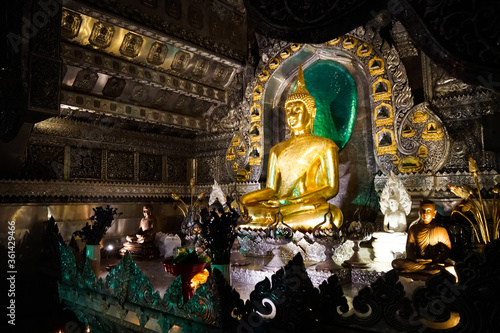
[120,33,143,58]
[212,64,231,85]
[445,120,483,170]
[102,77,126,98]
[130,84,148,103]
[165,0,182,19]
[152,90,169,107]
[89,21,115,49]
[61,10,82,40]
[209,15,223,36]
[227,22,239,43]
[147,42,168,65]
[140,0,157,9]
[192,58,210,78]
[190,100,209,116]
[174,95,188,111]
[431,61,470,97]
[73,69,98,92]
[171,51,191,71]
[188,4,204,29]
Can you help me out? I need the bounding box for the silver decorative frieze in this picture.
[0,179,258,200]
[374,170,500,192]
[60,90,207,131]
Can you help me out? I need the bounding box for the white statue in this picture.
[379,171,411,232]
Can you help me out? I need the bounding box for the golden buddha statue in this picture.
[240,65,343,230]
[392,201,452,276]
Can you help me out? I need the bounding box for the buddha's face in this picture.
[286,101,310,133]
[388,199,398,212]
[420,203,436,224]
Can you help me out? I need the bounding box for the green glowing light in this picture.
[293,60,357,150]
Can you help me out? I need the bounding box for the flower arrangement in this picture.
[198,207,239,264]
[73,205,120,245]
[172,247,210,264]
[449,156,500,244]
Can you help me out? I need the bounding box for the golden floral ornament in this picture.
[421,122,444,141]
[342,36,357,49]
[250,103,261,122]
[411,109,428,123]
[469,156,479,175]
[397,156,424,173]
[368,56,385,76]
[269,57,280,69]
[226,147,235,161]
[372,77,392,102]
[259,69,270,82]
[280,49,291,59]
[248,145,261,165]
[448,185,470,200]
[402,125,415,138]
[250,124,261,142]
[252,85,262,101]
[418,145,428,158]
[375,127,397,156]
[327,37,341,45]
[290,43,301,51]
[357,43,372,57]
[374,102,393,127]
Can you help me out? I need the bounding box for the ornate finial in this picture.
[297,63,306,89]
[285,63,317,131]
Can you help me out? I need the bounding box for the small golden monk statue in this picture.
[126,205,157,243]
[392,200,452,276]
[240,65,343,230]
[121,205,159,260]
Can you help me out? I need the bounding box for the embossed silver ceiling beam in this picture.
[61,42,227,105]
[64,0,247,62]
